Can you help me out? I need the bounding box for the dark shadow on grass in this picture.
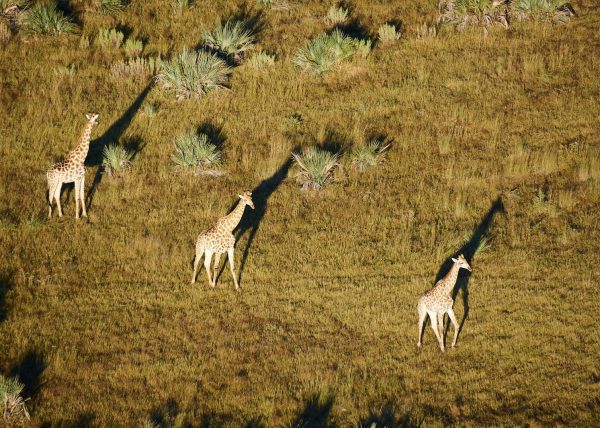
[214,151,295,287]
[289,392,336,428]
[197,122,227,151]
[10,349,46,400]
[150,398,180,428]
[436,197,505,342]
[359,400,423,428]
[0,271,13,323]
[85,80,153,209]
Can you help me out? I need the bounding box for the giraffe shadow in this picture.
[436,197,505,343]
[358,399,424,428]
[0,270,14,323]
[214,151,296,287]
[85,80,154,209]
[288,392,336,428]
[10,349,46,403]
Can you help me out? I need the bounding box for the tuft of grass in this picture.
[171,131,222,175]
[293,29,363,74]
[96,28,124,48]
[142,102,158,118]
[0,375,30,422]
[54,63,76,77]
[439,0,509,33]
[172,0,191,10]
[378,23,401,43]
[156,49,230,100]
[99,0,126,14]
[124,38,143,57]
[25,3,76,35]
[102,144,133,177]
[415,22,438,39]
[247,50,275,69]
[325,5,348,25]
[292,146,339,190]
[111,57,161,80]
[78,35,90,48]
[203,20,255,63]
[349,139,390,172]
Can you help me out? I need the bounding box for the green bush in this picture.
[0,375,29,422]
[172,131,222,175]
[124,38,143,57]
[156,49,230,100]
[378,23,401,43]
[349,139,390,172]
[96,28,124,48]
[292,146,339,190]
[203,20,254,62]
[294,29,370,74]
[102,145,133,177]
[25,3,76,35]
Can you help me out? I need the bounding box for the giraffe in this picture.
[191,191,255,290]
[47,113,99,219]
[417,254,472,352]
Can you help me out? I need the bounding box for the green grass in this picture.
[0,0,599,426]
[24,3,76,35]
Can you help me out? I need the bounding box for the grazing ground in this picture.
[1,0,600,426]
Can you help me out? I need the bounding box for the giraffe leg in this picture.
[212,253,222,287]
[227,247,239,291]
[203,249,214,288]
[79,177,87,217]
[191,248,202,284]
[438,313,445,349]
[48,180,57,218]
[448,308,460,347]
[74,180,81,219]
[417,303,427,348]
[54,182,63,217]
[428,311,444,352]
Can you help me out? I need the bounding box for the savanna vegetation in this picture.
[0,0,599,426]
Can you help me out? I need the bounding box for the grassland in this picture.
[1,0,600,426]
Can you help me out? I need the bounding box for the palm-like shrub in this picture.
[293,29,359,74]
[99,0,125,14]
[203,20,255,63]
[247,51,275,69]
[0,375,30,422]
[514,0,574,21]
[292,147,339,190]
[156,49,230,100]
[439,0,509,32]
[378,23,401,43]
[172,131,222,175]
[102,145,133,177]
[25,3,76,35]
[124,38,143,57]
[325,5,348,25]
[96,28,124,48]
[349,139,390,172]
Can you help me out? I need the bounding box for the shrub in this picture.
[203,20,254,63]
[439,0,509,33]
[247,51,275,69]
[293,29,358,74]
[111,57,161,80]
[99,0,126,14]
[124,38,143,57]
[96,28,124,48]
[0,375,30,422]
[378,23,401,43]
[349,139,390,172]
[292,146,339,190]
[156,49,230,100]
[25,3,76,35]
[325,5,348,25]
[171,131,222,175]
[513,0,575,22]
[102,144,133,177]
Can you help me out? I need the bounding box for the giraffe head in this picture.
[238,190,255,209]
[85,113,99,124]
[451,254,472,272]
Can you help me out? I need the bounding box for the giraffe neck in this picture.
[219,199,246,232]
[436,262,460,295]
[66,120,95,164]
